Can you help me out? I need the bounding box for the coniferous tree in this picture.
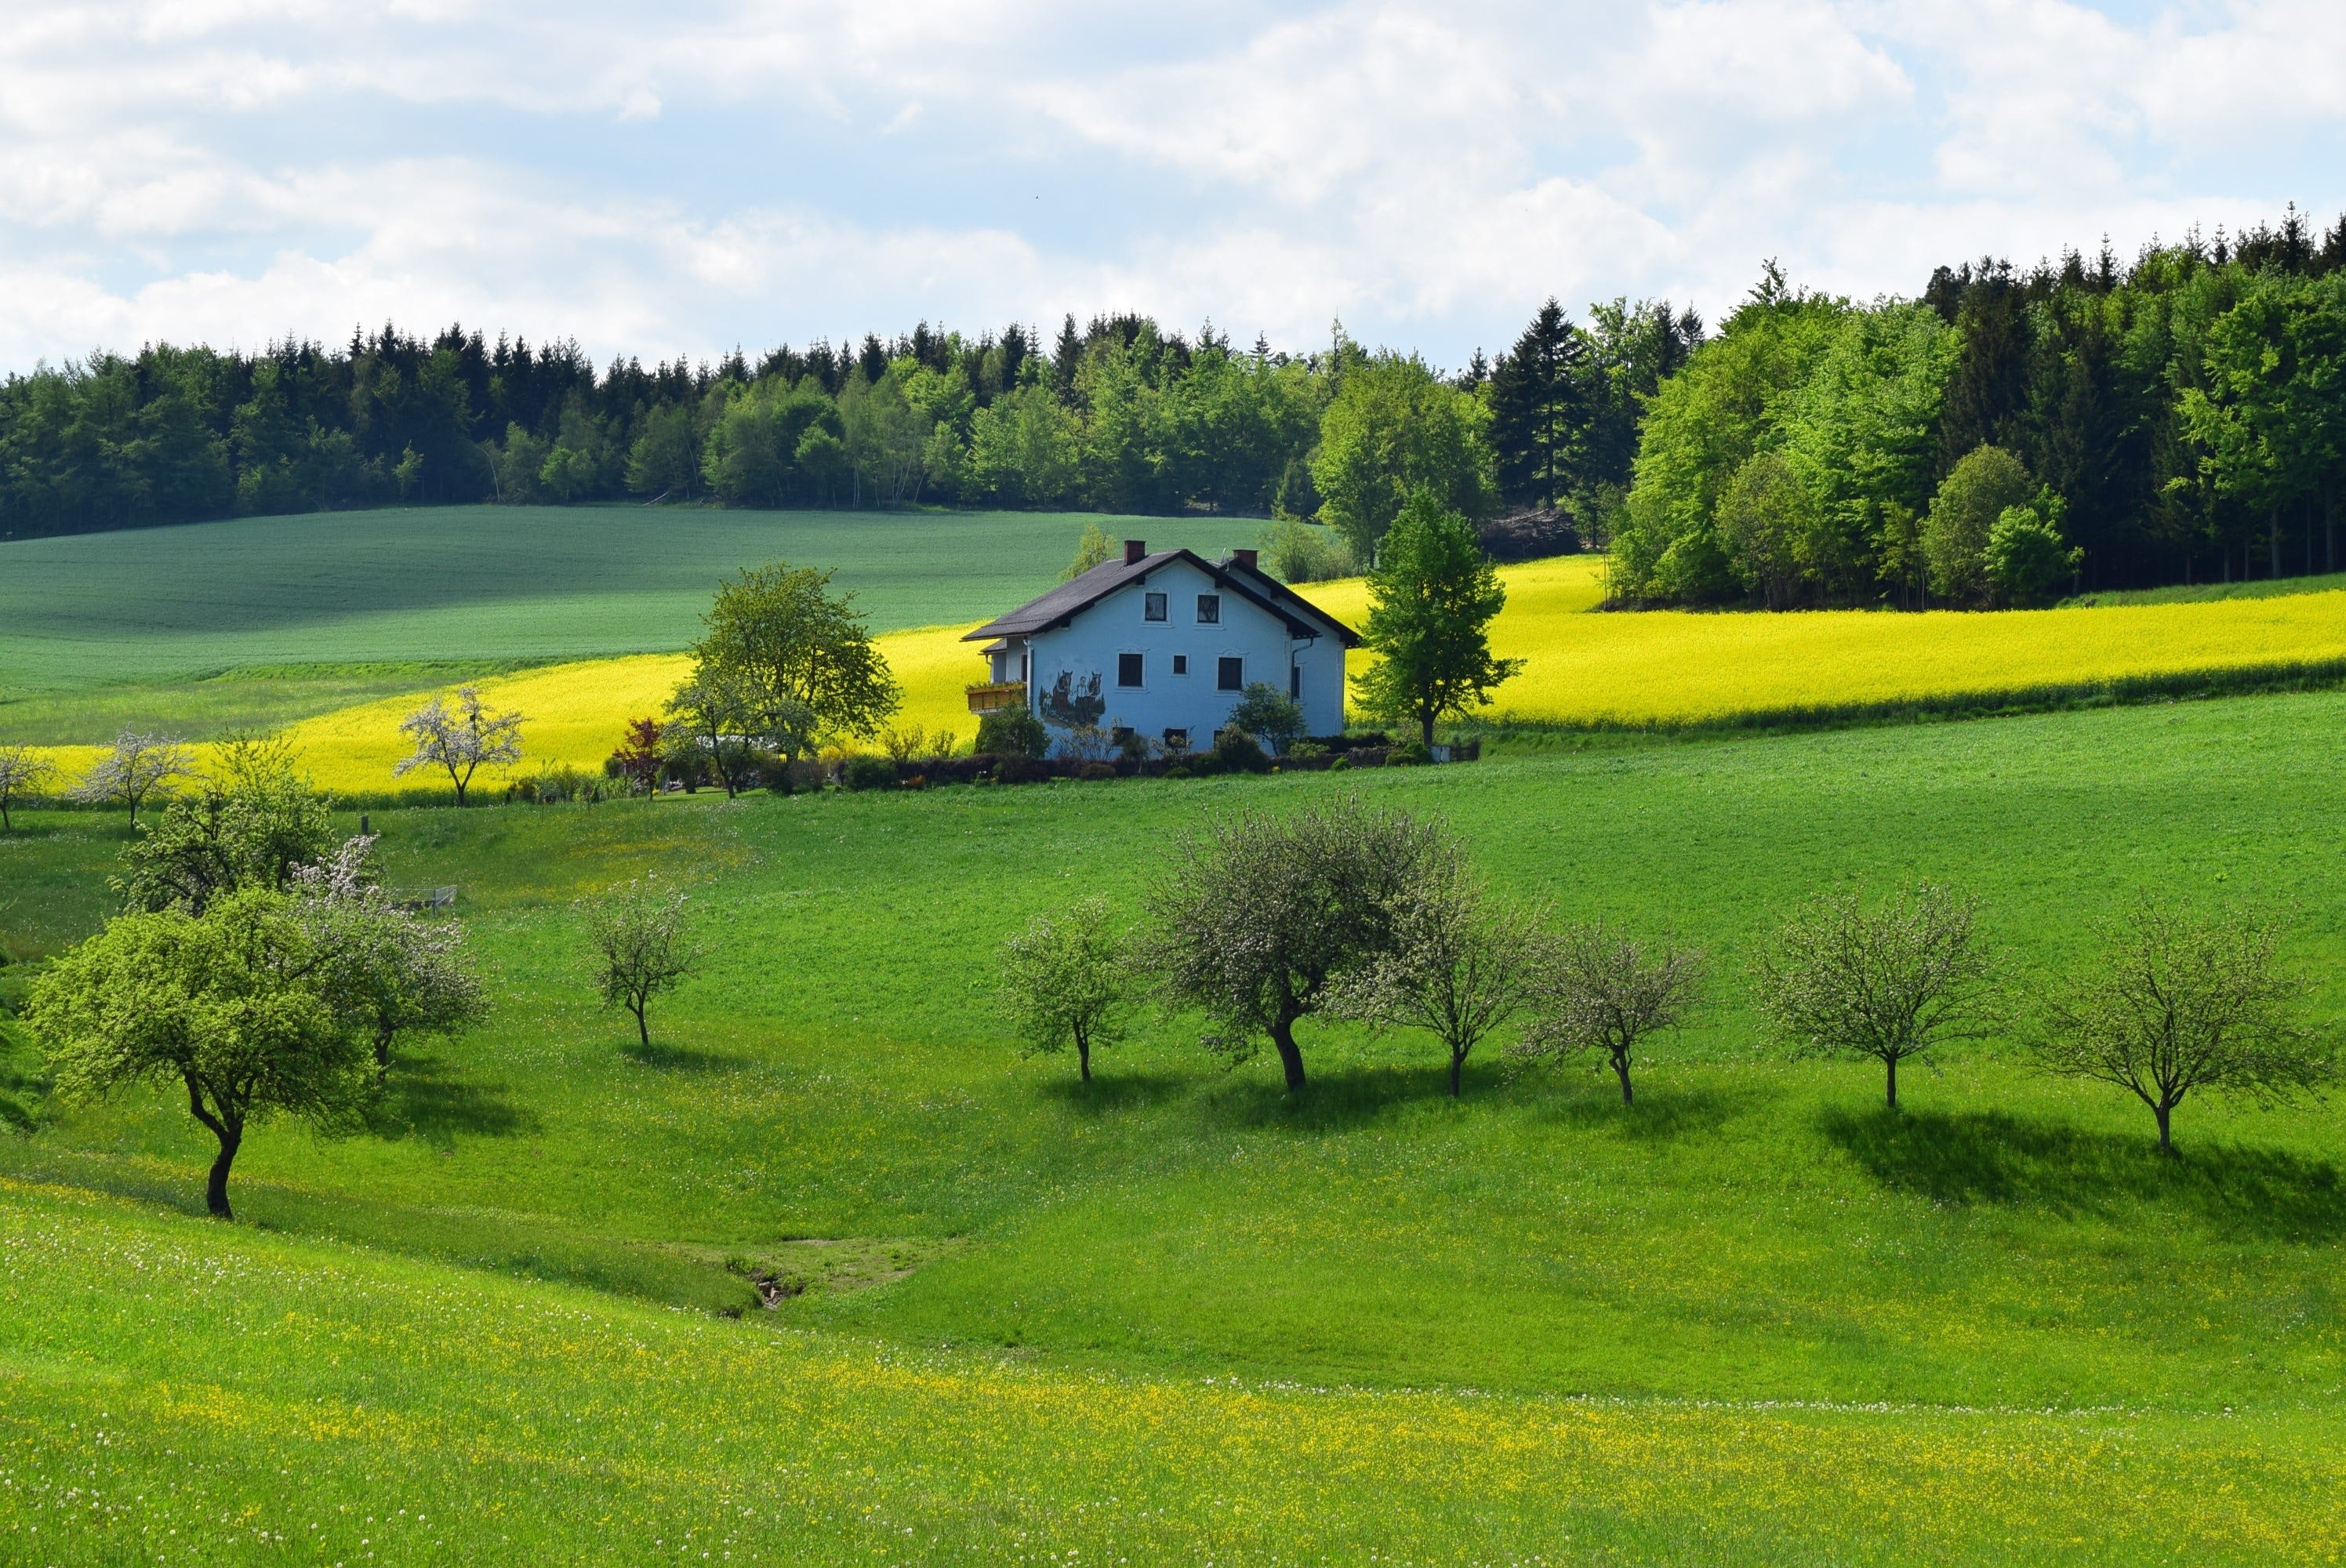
[1488,299,1585,512]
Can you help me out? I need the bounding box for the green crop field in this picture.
[0,506,1252,742]
[7,691,2346,1561]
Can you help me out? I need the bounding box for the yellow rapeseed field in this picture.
[31,558,2346,796]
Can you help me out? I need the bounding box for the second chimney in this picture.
[1232,548,1259,570]
[1124,539,1147,564]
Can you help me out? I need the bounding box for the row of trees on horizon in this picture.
[5,208,2345,604]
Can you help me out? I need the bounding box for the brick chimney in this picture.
[1232,548,1258,570]
[1124,539,1147,564]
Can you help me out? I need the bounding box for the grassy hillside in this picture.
[9,692,2346,1422]
[0,505,1255,740]
[7,1178,2338,1567]
[2070,569,2346,608]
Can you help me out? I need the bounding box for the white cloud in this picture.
[0,0,2339,369]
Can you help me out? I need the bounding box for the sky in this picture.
[3,0,2343,374]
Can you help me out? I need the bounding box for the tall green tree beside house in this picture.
[1356,492,1520,746]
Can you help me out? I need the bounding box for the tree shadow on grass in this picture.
[369,1053,537,1145]
[1533,1081,1754,1143]
[1204,1061,1483,1131]
[1821,1106,2346,1243]
[1036,1070,1191,1117]
[620,1037,751,1074]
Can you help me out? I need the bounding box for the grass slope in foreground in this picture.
[0,505,1253,736]
[5,1178,2340,1567]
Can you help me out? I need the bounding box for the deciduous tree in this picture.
[1146,796,1450,1091]
[692,561,901,753]
[2035,898,2335,1152]
[1356,492,1522,746]
[1311,347,1496,559]
[0,744,55,833]
[1517,924,1704,1104]
[1923,445,2035,606]
[996,898,1129,1083]
[1226,682,1307,755]
[295,838,487,1070]
[580,877,701,1049]
[1756,882,1994,1109]
[394,687,524,805]
[27,888,373,1218]
[116,732,334,914]
[74,728,193,829]
[1327,863,1543,1096]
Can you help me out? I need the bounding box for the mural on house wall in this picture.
[1041,671,1106,729]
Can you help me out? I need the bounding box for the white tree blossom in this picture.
[0,743,57,833]
[73,728,194,828]
[394,686,524,804]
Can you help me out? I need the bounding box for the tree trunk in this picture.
[204,1123,242,1220]
[1077,1036,1092,1083]
[1448,1048,1464,1098]
[634,1001,650,1049]
[374,1027,394,1071]
[1420,709,1436,748]
[1884,1053,1898,1109]
[2155,1100,2174,1152]
[1269,1015,1307,1092]
[1613,1049,1634,1105]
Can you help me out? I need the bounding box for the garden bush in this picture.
[1210,727,1271,774]
[842,756,899,792]
[976,706,1049,760]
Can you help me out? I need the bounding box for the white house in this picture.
[962,539,1359,750]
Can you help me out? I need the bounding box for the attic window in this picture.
[1117,652,1144,688]
[1196,593,1221,624]
[1171,654,1189,676]
[1217,656,1244,691]
[1143,592,1167,622]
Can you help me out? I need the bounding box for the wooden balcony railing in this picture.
[966,681,1027,714]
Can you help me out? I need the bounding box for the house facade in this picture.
[963,539,1358,750]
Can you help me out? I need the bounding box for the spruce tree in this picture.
[1488,299,1585,512]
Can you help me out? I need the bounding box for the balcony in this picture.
[966,681,1027,714]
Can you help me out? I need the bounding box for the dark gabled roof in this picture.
[962,550,1360,647]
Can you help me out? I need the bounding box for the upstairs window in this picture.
[1171,654,1189,676]
[1195,593,1221,624]
[1217,656,1244,691]
[1143,592,1167,622]
[1117,652,1144,688]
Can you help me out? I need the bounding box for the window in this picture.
[1195,593,1221,624]
[1143,592,1167,622]
[1162,728,1189,750]
[1290,665,1302,699]
[1217,656,1244,691]
[1171,654,1188,676]
[1117,652,1144,688]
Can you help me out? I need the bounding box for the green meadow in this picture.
[7,690,2346,1560]
[0,506,1253,742]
